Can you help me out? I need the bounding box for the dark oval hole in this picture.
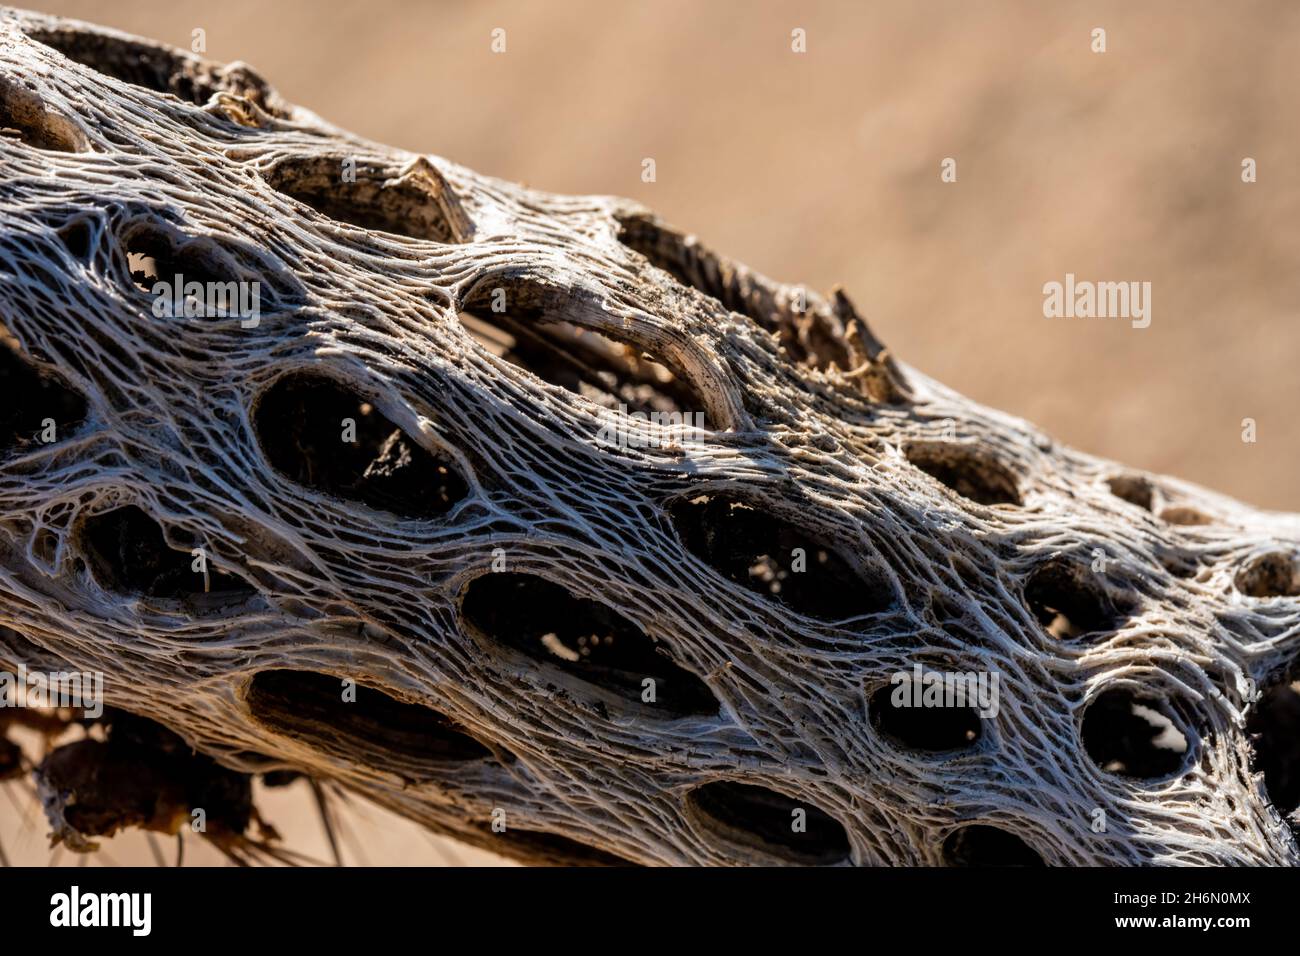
[260,768,303,788]
[123,224,236,297]
[461,572,718,718]
[1155,544,1200,580]
[615,213,773,326]
[687,781,851,865]
[1081,689,1190,779]
[247,669,492,765]
[460,277,707,423]
[1160,506,1212,527]
[254,372,468,518]
[25,28,275,110]
[262,156,464,243]
[669,493,891,621]
[121,222,301,319]
[29,28,187,96]
[904,441,1020,506]
[1106,474,1154,511]
[1,335,87,453]
[1235,552,1298,598]
[868,679,982,752]
[942,825,1044,867]
[616,213,856,372]
[1245,670,1300,832]
[0,78,84,152]
[81,505,253,603]
[1024,558,1127,640]
[58,220,94,260]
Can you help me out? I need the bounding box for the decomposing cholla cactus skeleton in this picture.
[0,8,1297,867]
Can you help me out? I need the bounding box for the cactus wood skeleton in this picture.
[1,10,1297,866]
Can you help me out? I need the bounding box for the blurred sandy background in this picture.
[4,0,1297,864]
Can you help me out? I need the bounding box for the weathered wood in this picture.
[0,9,1297,866]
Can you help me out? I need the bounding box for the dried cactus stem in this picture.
[0,8,1298,867]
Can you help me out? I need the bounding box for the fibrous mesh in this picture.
[0,9,1298,866]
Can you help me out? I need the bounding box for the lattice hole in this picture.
[0,334,87,453]
[246,670,492,764]
[1246,669,1300,831]
[941,825,1044,867]
[122,223,234,297]
[262,156,463,243]
[0,76,84,152]
[461,572,718,718]
[1107,474,1154,511]
[1161,506,1212,527]
[1024,557,1129,640]
[617,214,767,322]
[869,680,982,752]
[460,278,706,421]
[616,213,855,370]
[1235,552,1299,598]
[687,781,851,865]
[670,493,891,621]
[58,220,93,259]
[904,441,1021,506]
[254,372,468,518]
[80,505,252,602]
[1081,689,1191,779]
[25,27,278,111]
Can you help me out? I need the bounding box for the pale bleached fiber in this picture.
[0,9,1297,866]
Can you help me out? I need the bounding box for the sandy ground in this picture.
[5,0,1297,864]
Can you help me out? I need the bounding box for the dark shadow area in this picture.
[246,670,492,763]
[1081,688,1190,779]
[81,505,252,601]
[460,276,706,420]
[254,372,468,518]
[461,572,719,717]
[485,828,639,867]
[942,824,1044,866]
[904,441,1020,506]
[0,335,87,453]
[1024,557,1129,640]
[1246,672,1300,833]
[687,781,851,865]
[869,681,982,752]
[670,493,891,621]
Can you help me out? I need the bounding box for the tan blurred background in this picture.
[28,0,1300,509]
[4,0,1297,864]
